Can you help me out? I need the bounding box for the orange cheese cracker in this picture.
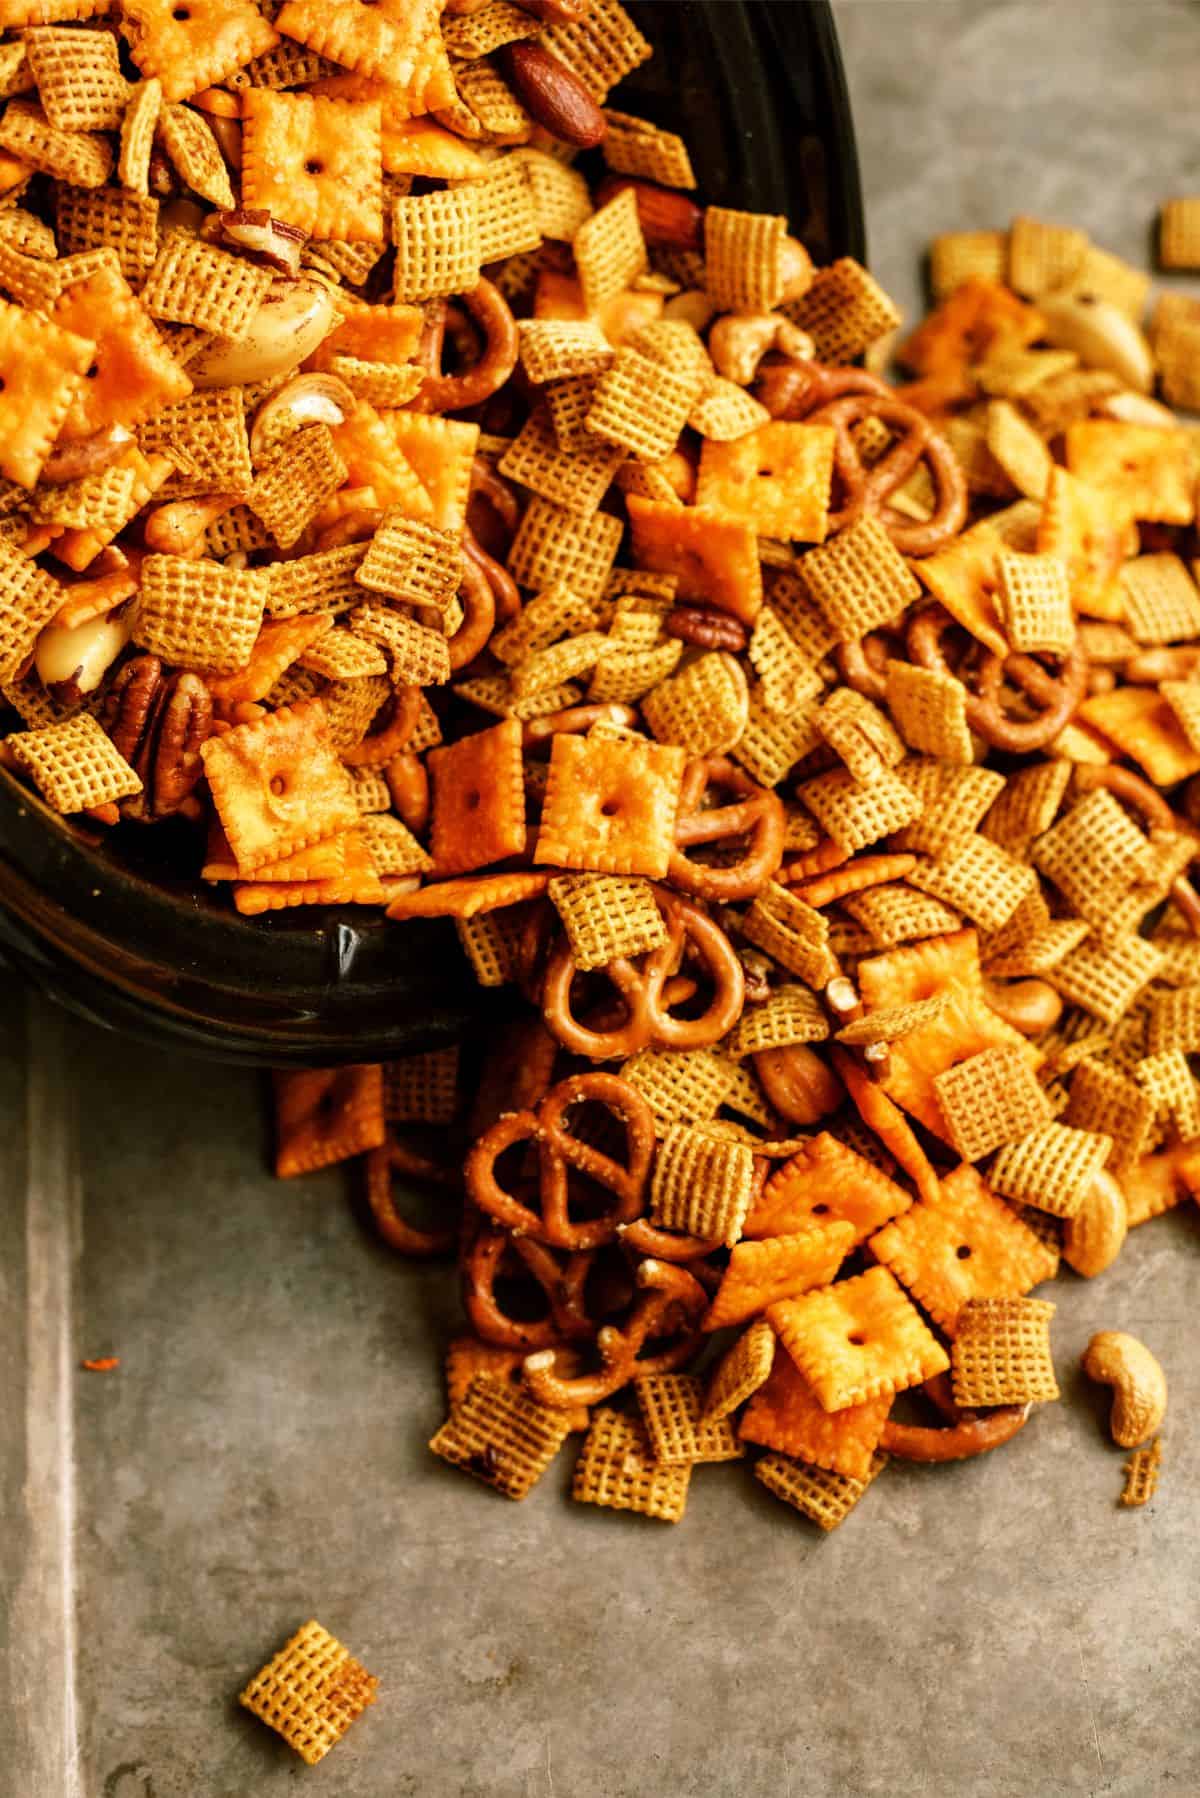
[626,495,763,624]
[694,422,836,543]
[740,1348,890,1480]
[241,89,384,242]
[534,731,685,878]
[768,1264,949,1413]
[0,295,93,487]
[200,697,359,874]
[273,1063,385,1177]
[744,1131,912,1245]
[121,0,278,102]
[702,1221,856,1331]
[51,260,192,440]
[428,718,526,877]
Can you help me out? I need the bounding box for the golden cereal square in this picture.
[24,26,128,133]
[799,513,921,642]
[134,555,265,673]
[1160,197,1200,270]
[549,873,668,972]
[141,231,274,338]
[1121,1436,1162,1508]
[0,296,93,487]
[768,1264,949,1412]
[634,1373,743,1466]
[572,185,646,311]
[238,1619,378,1767]
[585,348,702,465]
[695,423,836,543]
[121,0,278,101]
[988,1121,1113,1219]
[541,0,651,102]
[703,1316,776,1421]
[534,732,685,878]
[932,1045,1053,1162]
[703,204,787,311]
[391,185,480,301]
[242,89,383,241]
[1119,555,1200,646]
[572,1406,691,1523]
[786,257,902,362]
[5,711,141,812]
[950,1295,1059,1407]
[649,1122,757,1245]
[507,497,624,602]
[869,1162,1058,1337]
[430,1371,573,1500]
[754,1449,886,1531]
[428,718,526,877]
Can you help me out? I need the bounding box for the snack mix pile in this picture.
[2,0,1195,1618]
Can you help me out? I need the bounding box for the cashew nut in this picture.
[708,312,813,386]
[1098,390,1180,428]
[1082,1330,1166,1447]
[981,976,1063,1037]
[1037,292,1154,393]
[249,372,354,465]
[188,279,337,389]
[144,494,241,556]
[1062,1169,1127,1278]
[662,289,716,333]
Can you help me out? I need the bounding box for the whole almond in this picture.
[595,174,704,251]
[498,43,607,149]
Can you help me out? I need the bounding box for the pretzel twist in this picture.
[365,1138,459,1257]
[411,279,519,414]
[906,602,1087,752]
[669,755,786,902]
[523,1259,708,1407]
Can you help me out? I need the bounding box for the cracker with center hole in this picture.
[238,1618,377,1768]
[134,555,266,673]
[950,1294,1059,1406]
[704,1222,855,1333]
[534,729,684,879]
[989,1119,1113,1218]
[784,257,901,362]
[770,1263,948,1413]
[754,1448,887,1531]
[572,185,646,311]
[625,496,763,624]
[24,25,127,132]
[200,697,358,872]
[695,422,835,543]
[428,718,525,877]
[572,1406,690,1523]
[635,1373,743,1466]
[548,873,668,973]
[0,99,111,186]
[508,496,623,602]
[639,650,749,754]
[740,1350,890,1481]
[431,1371,573,1501]
[1051,934,1165,1026]
[121,0,277,101]
[619,1046,732,1133]
[5,710,141,812]
[649,1122,756,1246]
[799,512,921,642]
[870,1161,1057,1337]
[1065,421,1194,526]
[141,232,272,337]
[704,1316,776,1421]
[55,262,191,447]
[273,1064,384,1176]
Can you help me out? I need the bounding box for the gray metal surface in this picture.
[6,5,1200,1793]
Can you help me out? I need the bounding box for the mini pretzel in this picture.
[341,682,422,767]
[670,755,786,902]
[462,1218,596,1348]
[1073,763,1177,833]
[365,1138,459,1258]
[523,702,640,746]
[811,391,967,555]
[446,553,496,670]
[464,521,521,625]
[880,1372,1030,1463]
[835,630,900,705]
[755,358,891,422]
[465,1071,654,1249]
[411,280,519,416]
[523,1258,708,1407]
[469,454,522,542]
[385,751,430,833]
[618,1218,723,1261]
[906,602,1087,752]
[540,884,745,1060]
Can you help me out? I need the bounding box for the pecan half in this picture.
[102,653,213,820]
[664,605,750,653]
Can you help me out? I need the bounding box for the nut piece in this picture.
[249,372,355,465]
[1037,292,1154,394]
[498,41,606,148]
[1062,1169,1127,1278]
[708,312,814,386]
[1082,1330,1167,1447]
[663,605,749,653]
[981,976,1064,1037]
[752,1044,843,1125]
[595,174,703,250]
